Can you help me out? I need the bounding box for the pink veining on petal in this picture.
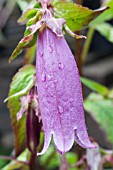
[36,28,95,154]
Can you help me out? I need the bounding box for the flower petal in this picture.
[37,131,52,155]
[36,28,94,154]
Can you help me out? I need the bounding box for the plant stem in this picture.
[75,34,83,76]
[81,27,95,65]
[29,153,36,170]
[74,0,83,76]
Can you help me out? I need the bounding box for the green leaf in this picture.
[109,88,113,99]
[16,0,29,12]
[39,144,60,169]
[90,0,113,26]
[8,65,35,156]
[24,45,36,64]
[9,30,37,62]
[2,149,30,170]
[84,93,113,144]
[18,8,38,24]
[81,77,109,96]
[53,2,108,31]
[51,0,72,6]
[16,0,40,12]
[95,23,113,43]
[66,152,77,165]
[66,152,78,170]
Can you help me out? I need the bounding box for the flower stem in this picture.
[29,153,36,170]
[75,34,83,76]
[74,0,83,76]
[81,27,95,65]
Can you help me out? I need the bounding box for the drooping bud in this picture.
[17,85,42,154]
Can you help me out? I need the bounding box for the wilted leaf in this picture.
[8,65,35,156]
[81,77,109,96]
[53,2,108,31]
[84,93,113,144]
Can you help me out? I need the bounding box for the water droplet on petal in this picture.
[45,84,48,89]
[49,46,53,53]
[41,72,46,82]
[58,106,64,114]
[69,98,74,102]
[54,79,58,84]
[58,63,64,70]
[47,74,53,81]
[40,52,43,57]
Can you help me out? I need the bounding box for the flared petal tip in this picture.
[55,147,66,155]
[84,143,97,149]
[74,129,97,150]
[89,144,97,149]
[37,133,52,156]
[77,139,97,150]
[54,142,72,155]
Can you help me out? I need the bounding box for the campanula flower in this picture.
[36,28,95,155]
[17,1,95,155]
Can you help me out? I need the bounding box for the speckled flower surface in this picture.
[36,28,94,155]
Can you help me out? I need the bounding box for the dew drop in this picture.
[69,98,74,102]
[58,106,64,114]
[49,46,53,53]
[58,62,64,70]
[47,74,53,81]
[41,72,46,82]
[45,84,48,89]
[40,52,43,57]
[54,79,58,84]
